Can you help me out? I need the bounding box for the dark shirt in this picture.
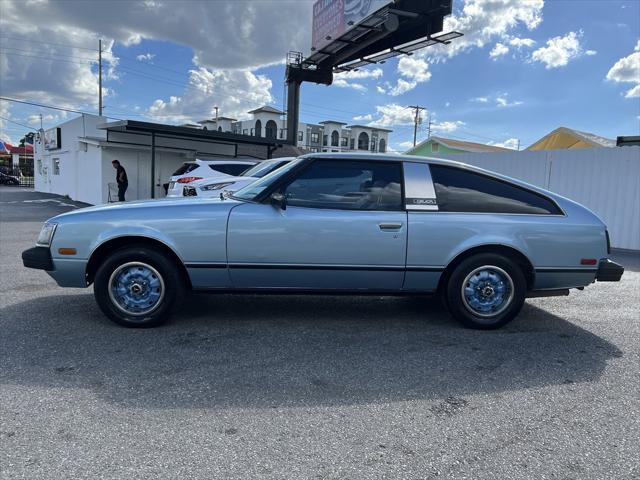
[116,165,128,186]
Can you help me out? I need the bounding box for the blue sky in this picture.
[1,0,638,151]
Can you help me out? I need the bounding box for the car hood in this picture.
[49,195,241,223]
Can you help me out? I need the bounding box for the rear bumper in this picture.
[596,258,624,282]
[22,246,54,271]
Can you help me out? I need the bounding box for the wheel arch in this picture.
[85,235,192,289]
[437,244,535,293]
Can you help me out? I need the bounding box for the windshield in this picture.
[232,158,304,201]
[241,160,289,178]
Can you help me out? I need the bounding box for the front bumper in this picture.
[22,246,54,271]
[596,258,624,282]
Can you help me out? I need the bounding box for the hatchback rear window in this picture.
[172,163,198,175]
[429,165,562,215]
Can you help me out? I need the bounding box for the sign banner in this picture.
[312,0,392,52]
[44,128,61,150]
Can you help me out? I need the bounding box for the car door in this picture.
[226,158,407,291]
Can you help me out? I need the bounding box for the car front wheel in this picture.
[93,246,185,327]
[445,253,526,330]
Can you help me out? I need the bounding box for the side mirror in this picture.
[270,192,287,210]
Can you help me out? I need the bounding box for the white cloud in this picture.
[490,43,509,59]
[353,114,373,121]
[383,57,432,97]
[585,50,597,56]
[136,53,155,62]
[445,102,451,107]
[431,120,465,133]
[424,0,544,61]
[26,112,68,126]
[333,68,383,91]
[0,25,118,109]
[496,95,523,107]
[490,138,519,149]
[376,86,386,94]
[0,0,312,110]
[368,104,417,127]
[606,42,640,98]
[472,97,489,103]
[335,68,383,80]
[398,140,415,150]
[531,31,583,69]
[398,56,431,83]
[0,101,15,144]
[333,79,367,91]
[387,79,418,97]
[148,67,273,123]
[508,37,536,48]
[625,84,640,98]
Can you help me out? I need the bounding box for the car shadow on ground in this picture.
[0,293,621,410]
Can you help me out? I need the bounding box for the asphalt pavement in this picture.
[1,186,639,479]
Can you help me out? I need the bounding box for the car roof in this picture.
[299,152,471,168]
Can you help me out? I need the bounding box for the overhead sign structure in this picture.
[312,0,393,53]
[285,0,463,145]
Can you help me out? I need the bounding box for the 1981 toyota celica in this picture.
[22,153,623,329]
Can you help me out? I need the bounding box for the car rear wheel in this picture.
[445,253,526,330]
[94,246,185,328]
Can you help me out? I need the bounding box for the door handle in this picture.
[379,222,403,231]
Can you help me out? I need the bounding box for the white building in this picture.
[190,105,392,154]
[34,114,287,205]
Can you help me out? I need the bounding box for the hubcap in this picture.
[461,265,514,318]
[108,262,165,316]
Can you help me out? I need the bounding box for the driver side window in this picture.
[283,160,403,211]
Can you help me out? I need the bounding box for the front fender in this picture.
[88,226,183,263]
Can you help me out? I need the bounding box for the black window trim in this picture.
[425,163,566,217]
[255,157,406,213]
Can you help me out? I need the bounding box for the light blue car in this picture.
[22,153,623,329]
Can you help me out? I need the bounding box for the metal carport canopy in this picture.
[99,119,288,198]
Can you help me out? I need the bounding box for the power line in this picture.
[0,115,37,131]
[0,97,123,120]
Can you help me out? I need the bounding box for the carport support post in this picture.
[150,132,156,199]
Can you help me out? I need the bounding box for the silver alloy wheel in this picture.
[460,265,515,318]
[108,261,165,316]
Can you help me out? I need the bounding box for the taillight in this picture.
[177,176,203,183]
[580,258,597,266]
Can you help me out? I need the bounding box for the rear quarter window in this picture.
[172,163,198,175]
[429,165,562,215]
[210,164,253,176]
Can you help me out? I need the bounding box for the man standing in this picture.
[112,159,128,202]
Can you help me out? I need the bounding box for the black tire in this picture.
[93,246,186,328]
[445,253,526,330]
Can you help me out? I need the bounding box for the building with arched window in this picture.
[192,106,392,154]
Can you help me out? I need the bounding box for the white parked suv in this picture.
[181,158,294,198]
[165,159,256,197]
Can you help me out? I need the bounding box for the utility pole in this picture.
[409,105,426,147]
[98,39,103,116]
[427,113,433,139]
[39,113,43,130]
[214,106,219,122]
[517,139,521,151]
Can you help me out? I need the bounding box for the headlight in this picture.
[36,222,57,247]
[200,182,234,191]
